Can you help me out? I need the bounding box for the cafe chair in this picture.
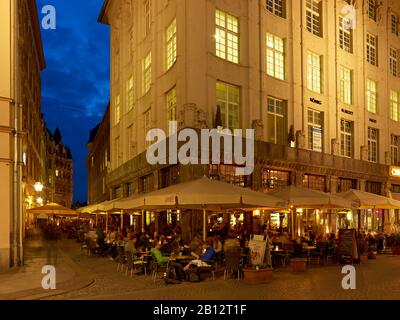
[132,255,147,276]
[116,246,127,273]
[223,247,242,280]
[309,242,328,265]
[197,260,216,281]
[150,254,169,283]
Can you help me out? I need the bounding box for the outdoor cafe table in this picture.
[169,255,194,261]
[303,245,316,262]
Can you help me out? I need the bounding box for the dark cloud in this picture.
[37,0,110,202]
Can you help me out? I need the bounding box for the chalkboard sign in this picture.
[338,229,359,264]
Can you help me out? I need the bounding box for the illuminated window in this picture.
[307,51,322,93]
[366,33,377,66]
[266,33,285,80]
[306,0,322,37]
[337,178,356,193]
[267,97,286,145]
[144,0,151,36]
[261,169,289,190]
[390,90,399,121]
[216,81,240,130]
[209,164,250,187]
[307,109,323,152]
[391,135,399,165]
[266,0,285,18]
[166,87,177,133]
[166,19,177,70]
[390,48,398,77]
[368,127,378,163]
[339,16,352,53]
[114,95,120,124]
[55,169,59,177]
[303,174,326,192]
[367,79,377,113]
[143,51,152,94]
[340,119,353,158]
[127,76,134,111]
[215,9,239,64]
[368,0,376,21]
[339,66,352,105]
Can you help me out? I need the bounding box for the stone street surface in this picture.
[2,233,400,300]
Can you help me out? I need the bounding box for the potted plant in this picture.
[243,263,273,284]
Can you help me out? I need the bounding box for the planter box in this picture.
[243,268,272,284]
[392,247,400,255]
[360,254,368,263]
[291,258,307,272]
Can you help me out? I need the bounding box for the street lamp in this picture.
[36,197,43,205]
[34,182,44,192]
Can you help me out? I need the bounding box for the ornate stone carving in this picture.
[179,103,208,129]
[331,138,340,156]
[360,145,368,161]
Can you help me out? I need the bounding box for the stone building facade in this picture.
[87,103,111,205]
[0,0,46,268]
[98,0,400,236]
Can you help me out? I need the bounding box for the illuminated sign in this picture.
[390,166,400,177]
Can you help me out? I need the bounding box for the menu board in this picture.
[248,235,271,266]
[338,229,359,264]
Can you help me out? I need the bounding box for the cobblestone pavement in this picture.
[42,239,400,300]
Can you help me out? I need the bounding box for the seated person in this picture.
[150,243,185,281]
[183,240,215,271]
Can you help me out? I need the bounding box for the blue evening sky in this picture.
[36,0,110,203]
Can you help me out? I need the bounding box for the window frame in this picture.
[142,51,152,94]
[166,18,177,70]
[216,81,240,131]
[266,33,285,80]
[307,51,322,93]
[267,97,287,145]
[215,9,240,64]
[306,0,322,37]
[367,127,378,163]
[340,119,353,158]
[366,79,377,114]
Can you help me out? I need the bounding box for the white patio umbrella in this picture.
[337,189,400,209]
[27,203,77,217]
[269,185,356,236]
[114,176,286,240]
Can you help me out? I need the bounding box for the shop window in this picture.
[303,174,326,191]
[209,164,251,187]
[365,181,381,195]
[337,178,357,193]
[391,184,400,193]
[140,174,154,193]
[159,165,180,189]
[261,169,290,191]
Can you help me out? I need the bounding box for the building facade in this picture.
[0,0,45,268]
[98,0,400,236]
[51,128,74,208]
[87,103,111,205]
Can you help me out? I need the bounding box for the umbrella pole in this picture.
[95,213,98,227]
[203,208,207,242]
[120,210,124,230]
[142,209,145,233]
[106,213,108,234]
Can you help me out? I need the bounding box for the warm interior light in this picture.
[34,182,43,192]
[36,197,43,205]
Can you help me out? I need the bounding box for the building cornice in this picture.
[27,0,46,70]
[98,0,110,25]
